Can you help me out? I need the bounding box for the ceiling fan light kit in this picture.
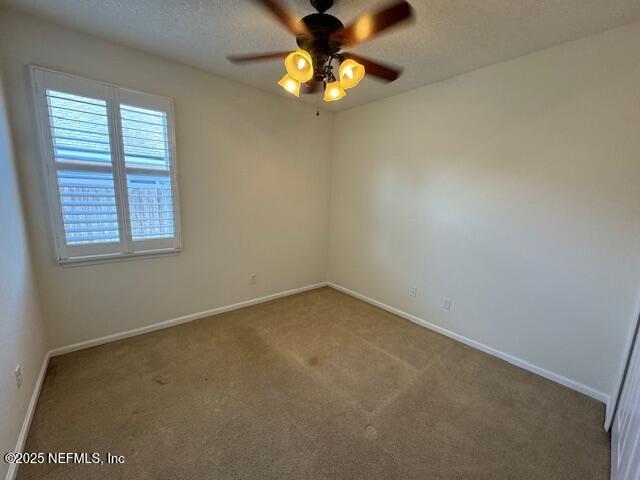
[281,51,362,100]
[228,0,415,103]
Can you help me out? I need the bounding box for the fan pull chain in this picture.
[316,93,320,116]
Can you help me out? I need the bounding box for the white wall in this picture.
[0,8,332,349]
[328,22,640,401]
[0,61,49,479]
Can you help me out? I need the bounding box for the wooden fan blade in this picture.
[253,0,309,36]
[332,1,415,48]
[342,53,403,82]
[227,51,290,63]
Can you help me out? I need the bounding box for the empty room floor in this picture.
[19,287,609,479]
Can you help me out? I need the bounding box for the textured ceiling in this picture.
[2,0,640,111]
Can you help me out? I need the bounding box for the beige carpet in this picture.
[18,287,609,479]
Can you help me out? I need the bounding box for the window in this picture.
[31,67,181,264]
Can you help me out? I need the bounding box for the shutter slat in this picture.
[65,226,120,233]
[61,202,119,207]
[62,210,119,215]
[123,145,167,156]
[55,155,112,165]
[47,103,109,119]
[52,126,110,139]
[119,131,166,142]
[49,115,109,130]
[121,106,166,126]
[54,145,111,156]
[65,233,121,243]
[47,91,105,107]
[123,151,167,161]
[121,124,165,135]
[63,219,118,225]
[53,134,112,147]
[123,114,166,124]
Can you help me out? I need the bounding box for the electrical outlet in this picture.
[14,365,22,388]
[250,273,257,286]
[443,297,451,311]
[409,287,417,297]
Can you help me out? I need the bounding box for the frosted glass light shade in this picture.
[323,80,346,102]
[284,50,314,83]
[278,74,301,97]
[339,59,365,89]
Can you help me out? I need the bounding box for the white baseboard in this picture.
[328,283,610,417]
[50,282,328,357]
[5,351,51,480]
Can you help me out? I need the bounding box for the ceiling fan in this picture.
[227,0,415,102]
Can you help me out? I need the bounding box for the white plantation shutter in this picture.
[57,171,120,245]
[116,93,179,251]
[127,173,175,241]
[32,67,181,263]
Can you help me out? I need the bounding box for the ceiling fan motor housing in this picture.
[310,0,333,14]
[297,13,345,79]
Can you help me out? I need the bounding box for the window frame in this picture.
[31,66,182,265]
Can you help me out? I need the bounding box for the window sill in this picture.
[59,248,181,267]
